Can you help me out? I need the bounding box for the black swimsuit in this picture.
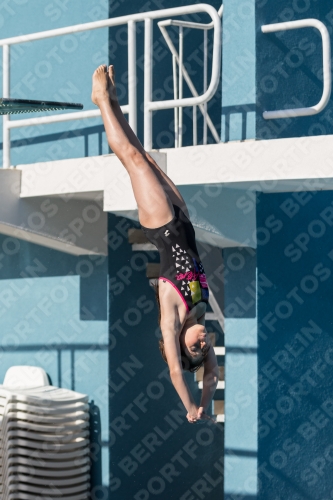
[141,205,209,313]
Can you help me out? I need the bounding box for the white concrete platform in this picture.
[0,169,107,256]
[8,135,333,252]
[160,135,333,190]
[18,135,333,199]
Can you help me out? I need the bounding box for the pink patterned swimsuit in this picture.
[141,205,209,313]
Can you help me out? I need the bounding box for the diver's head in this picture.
[179,322,210,370]
[153,280,210,372]
[159,323,210,372]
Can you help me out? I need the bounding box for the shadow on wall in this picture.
[256,1,333,140]
[0,237,107,321]
[0,235,109,494]
[107,212,224,500]
[0,125,107,161]
[222,247,258,500]
[221,103,256,142]
[108,0,222,150]
[0,236,108,410]
[257,191,333,500]
[223,247,257,319]
[90,401,108,498]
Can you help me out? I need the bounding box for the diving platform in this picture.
[6,133,333,254]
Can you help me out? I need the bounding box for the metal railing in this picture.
[0,4,221,169]
[262,18,331,119]
[159,5,223,147]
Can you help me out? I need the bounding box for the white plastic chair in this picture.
[1,448,90,484]
[4,418,89,434]
[3,428,89,445]
[1,435,89,452]
[6,472,90,487]
[7,478,90,495]
[3,366,49,389]
[4,444,90,461]
[0,387,88,406]
[2,462,90,491]
[7,492,90,500]
[4,454,90,471]
[0,367,91,500]
[0,401,89,416]
[7,409,89,424]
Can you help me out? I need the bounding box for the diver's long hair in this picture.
[152,280,207,372]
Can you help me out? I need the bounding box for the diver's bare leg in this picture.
[107,65,190,219]
[91,64,173,228]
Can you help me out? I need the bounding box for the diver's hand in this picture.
[197,406,217,424]
[196,407,210,423]
[197,407,208,419]
[186,405,199,424]
[186,406,214,424]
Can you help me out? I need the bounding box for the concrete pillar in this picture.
[221,0,256,142]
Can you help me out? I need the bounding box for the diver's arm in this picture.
[171,370,198,420]
[199,345,219,412]
[162,329,198,420]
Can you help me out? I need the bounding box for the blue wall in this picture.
[223,246,258,500]
[0,185,226,499]
[0,2,111,492]
[223,0,333,142]
[0,2,227,497]
[0,0,223,162]
[107,212,224,500]
[257,190,333,499]
[221,0,256,141]
[256,1,333,139]
[0,234,110,489]
[0,0,109,166]
[108,0,222,149]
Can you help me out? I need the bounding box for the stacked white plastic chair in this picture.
[0,366,90,500]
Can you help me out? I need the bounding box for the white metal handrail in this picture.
[261,18,331,119]
[159,5,223,147]
[1,4,221,168]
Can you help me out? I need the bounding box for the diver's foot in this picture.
[91,65,109,106]
[108,65,118,103]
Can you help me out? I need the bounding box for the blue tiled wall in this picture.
[0,0,109,166]
[257,190,333,499]
[108,0,222,149]
[221,0,256,141]
[223,246,258,500]
[256,1,333,139]
[0,235,110,488]
[107,212,224,500]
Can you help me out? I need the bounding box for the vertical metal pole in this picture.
[128,20,137,135]
[178,26,183,148]
[193,105,197,146]
[203,30,208,145]
[144,18,153,151]
[172,54,178,148]
[3,44,10,169]
[71,349,75,391]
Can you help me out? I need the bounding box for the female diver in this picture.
[92,65,219,424]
